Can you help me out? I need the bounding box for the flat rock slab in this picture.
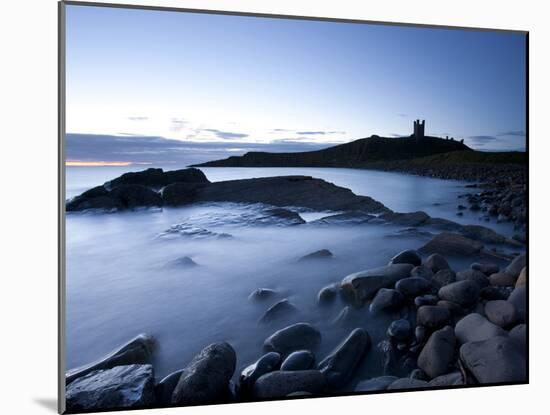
[419,232,484,257]
[66,364,155,412]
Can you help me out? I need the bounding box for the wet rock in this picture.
[411,265,434,280]
[317,283,339,306]
[109,185,163,209]
[313,211,375,225]
[281,350,315,371]
[505,253,527,278]
[380,211,430,226]
[438,280,480,307]
[396,277,431,297]
[390,249,422,266]
[156,369,184,405]
[416,306,451,330]
[516,267,527,287]
[387,319,412,342]
[425,253,451,273]
[484,300,518,328]
[248,288,277,302]
[264,208,306,225]
[264,323,321,356]
[369,288,404,313]
[471,262,500,276]
[432,269,456,288]
[239,352,281,394]
[387,378,429,390]
[414,294,439,307]
[455,313,507,344]
[419,232,484,257]
[480,286,511,301]
[66,364,155,412]
[259,299,298,324]
[509,324,526,351]
[409,369,429,381]
[355,376,398,392]
[298,249,333,261]
[456,269,489,289]
[252,370,326,398]
[66,334,155,385]
[162,182,206,206]
[507,286,526,322]
[330,306,354,327]
[460,225,507,244]
[168,256,198,268]
[459,336,526,383]
[428,371,464,387]
[415,326,427,343]
[489,272,517,287]
[172,342,236,405]
[417,326,456,379]
[437,300,464,316]
[318,328,371,389]
[107,167,209,189]
[341,264,413,305]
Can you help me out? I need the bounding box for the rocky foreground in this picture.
[65,248,527,413]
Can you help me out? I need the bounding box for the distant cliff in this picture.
[192,135,473,168]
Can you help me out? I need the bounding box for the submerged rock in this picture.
[167,256,198,268]
[155,369,184,405]
[239,352,282,395]
[330,306,354,327]
[369,288,404,313]
[171,342,236,405]
[299,249,333,261]
[259,299,298,324]
[419,232,484,257]
[318,328,371,389]
[66,364,155,412]
[66,334,154,385]
[317,283,339,306]
[264,323,321,356]
[248,288,278,302]
[252,370,326,398]
[389,249,422,266]
[380,211,430,226]
[424,253,451,273]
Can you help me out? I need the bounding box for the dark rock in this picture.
[456,269,489,289]
[109,184,163,209]
[354,376,398,392]
[509,324,526,351]
[480,286,511,301]
[248,288,277,302]
[264,323,321,356]
[437,300,464,316]
[172,342,236,405]
[156,369,184,405]
[455,313,507,344]
[168,256,198,268]
[161,182,206,206]
[432,269,456,288]
[417,326,456,379]
[424,253,451,273]
[419,232,484,257]
[264,208,306,225]
[318,328,371,389]
[281,350,315,371]
[330,306,353,327]
[438,280,480,307]
[239,352,281,394]
[460,225,507,244]
[387,378,429,390]
[369,288,404,313]
[414,294,439,307]
[380,211,430,226]
[428,371,464,387]
[390,249,422,266]
[416,306,451,330]
[107,167,209,189]
[409,369,429,381]
[313,211,375,225]
[298,249,333,261]
[387,319,412,342]
[489,272,517,287]
[459,336,526,383]
[415,326,427,343]
[471,262,500,276]
[66,334,154,385]
[505,253,527,278]
[252,370,326,398]
[411,265,434,280]
[484,300,518,328]
[317,283,339,306]
[507,286,526,322]
[395,277,431,297]
[66,364,155,412]
[259,299,298,324]
[340,264,413,305]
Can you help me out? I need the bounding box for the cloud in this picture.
[397,113,408,118]
[127,116,149,121]
[296,130,345,136]
[170,118,187,132]
[201,128,249,139]
[497,130,526,137]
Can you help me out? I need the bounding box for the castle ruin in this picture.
[413,119,425,140]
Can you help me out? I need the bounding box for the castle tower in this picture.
[413,119,425,140]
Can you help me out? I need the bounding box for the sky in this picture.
[65,4,527,164]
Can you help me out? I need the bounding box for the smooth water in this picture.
[65,166,517,387]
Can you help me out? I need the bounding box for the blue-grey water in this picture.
[65,166,519,387]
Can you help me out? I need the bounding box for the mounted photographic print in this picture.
[59,1,528,413]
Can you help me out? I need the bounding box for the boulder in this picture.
[298,249,333,261]
[387,319,412,342]
[317,283,339,306]
[355,376,398,392]
[341,264,413,305]
[248,288,277,302]
[106,167,209,189]
[253,370,327,398]
[330,306,354,327]
[424,253,451,273]
[369,288,404,313]
[417,326,456,379]
[66,334,155,385]
[318,328,371,389]
[109,184,163,209]
[489,272,517,287]
[66,186,123,211]
[264,323,321,356]
[280,350,315,371]
[455,313,507,344]
[432,269,456,288]
[239,352,281,394]
[416,306,451,330]
[411,265,434,280]
[258,299,298,324]
[387,378,429,390]
[155,369,184,405]
[507,286,526,322]
[484,300,518,328]
[414,294,439,307]
[456,269,489,288]
[395,277,431,297]
[437,300,464,316]
[419,232,484,257]
[459,336,526,383]
[480,286,511,301]
[438,280,480,307]
[66,364,155,412]
[505,253,527,278]
[428,371,464,387]
[172,342,236,405]
[471,262,500,276]
[516,267,527,287]
[390,249,422,266]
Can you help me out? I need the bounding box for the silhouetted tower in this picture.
[413,119,425,141]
